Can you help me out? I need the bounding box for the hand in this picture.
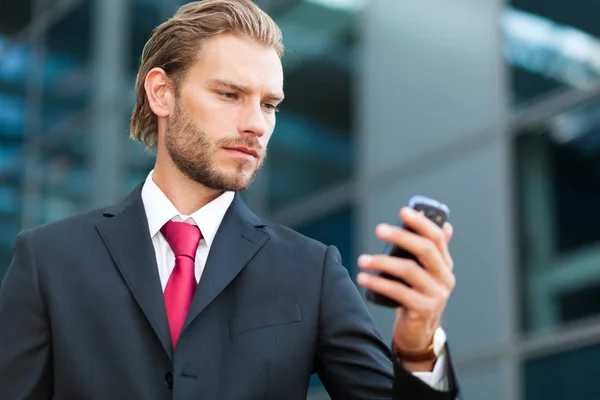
[356,207,455,370]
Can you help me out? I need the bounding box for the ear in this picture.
[144,67,174,118]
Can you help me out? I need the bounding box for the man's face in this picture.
[164,34,284,192]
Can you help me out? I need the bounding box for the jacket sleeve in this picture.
[0,231,53,399]
[316,245,459,399]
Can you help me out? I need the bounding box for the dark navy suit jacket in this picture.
[0,184,459,399]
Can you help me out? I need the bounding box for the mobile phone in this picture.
[365,195,450,308]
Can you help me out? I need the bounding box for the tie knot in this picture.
[160,221,202,259]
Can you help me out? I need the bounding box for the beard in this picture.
[165,101,266,192]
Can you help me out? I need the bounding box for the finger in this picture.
[443,222,453,243]
[357,254,440,295]
[400,207,454,270]
[357,272,434,312]
[441,223,454,267]
[400,207,448,255]
[375,224,455,288]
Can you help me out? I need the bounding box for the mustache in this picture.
[219,138,266,157]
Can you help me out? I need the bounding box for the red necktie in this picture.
[161,220,202,349]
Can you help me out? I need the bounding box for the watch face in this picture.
[433,327,447,356]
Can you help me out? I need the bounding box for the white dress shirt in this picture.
[141,170,235,290]
[413,352,448,390]
[140,170,446,390]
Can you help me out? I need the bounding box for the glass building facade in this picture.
[3,0,600,398]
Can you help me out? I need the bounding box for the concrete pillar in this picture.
[89,0,130,207]
[358,0,518,398]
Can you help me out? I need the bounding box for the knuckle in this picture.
[400,260,419,278]
[431,286,446,302]
[421,241,436,258]
[369,275,384,290]
[377,255,395,272]
[423,300,437,314]
[379,276,392,290]
[434,230,446,245]
[448,274,456,290]
[375,255,393,270]
[394,260,408,274]
[439,288,451,301]
[371,254,385,265]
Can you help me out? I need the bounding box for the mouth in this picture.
[223,147,259,158]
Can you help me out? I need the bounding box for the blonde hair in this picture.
[130,0,284,148]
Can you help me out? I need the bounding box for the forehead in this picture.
[186,34,284,93]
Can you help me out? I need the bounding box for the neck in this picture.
[152,155,224,215]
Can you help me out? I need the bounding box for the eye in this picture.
[263,103,280,113]
[219,92,238,100]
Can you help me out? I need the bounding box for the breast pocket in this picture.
[229,303,303,336]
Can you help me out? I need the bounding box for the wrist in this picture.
[393,327,447,368]
[402,360,436,372]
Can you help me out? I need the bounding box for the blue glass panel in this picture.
[129,0,163,73]
[266,2,357,211]
[504,3,600,104]
[525,343,600,399]
[42,1,91,135]
[0,0,33,36]
[515,96,600,332]
[0,36,27,280]
[294,205,355,279]
[36,1,92,224]
[122,0,164,193]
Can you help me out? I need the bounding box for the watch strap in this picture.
[393,342,438,363]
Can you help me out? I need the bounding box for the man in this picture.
[0,0,460,398]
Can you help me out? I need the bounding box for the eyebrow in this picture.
[207,78,285,102]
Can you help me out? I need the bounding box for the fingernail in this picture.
[357,272,370,285]
[403,207,417,220]
[377,224,393,236]
[358,254,372,266]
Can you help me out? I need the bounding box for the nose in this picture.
[238,103,267,137]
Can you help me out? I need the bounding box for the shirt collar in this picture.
[141,170,235,248]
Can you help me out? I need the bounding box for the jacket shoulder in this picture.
[258,220,347,272]
[263,221,328,252]
[21,205,113,243]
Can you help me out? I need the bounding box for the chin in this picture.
[230,174,255,190]
[212,170,255,192]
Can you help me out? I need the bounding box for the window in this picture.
[515,95,600,332]
[37,1,92,224]
[266,1,358,211]
[0,1,33,36]
[0,40,28,280]
[504,2,600,105]
[524,342,600,399]
[122,0,165,191]
[294,205,355,277]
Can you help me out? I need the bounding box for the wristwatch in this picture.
[394,327,447,363]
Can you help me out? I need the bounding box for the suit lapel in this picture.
[95,184,173,361]
[184,195,270,330]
